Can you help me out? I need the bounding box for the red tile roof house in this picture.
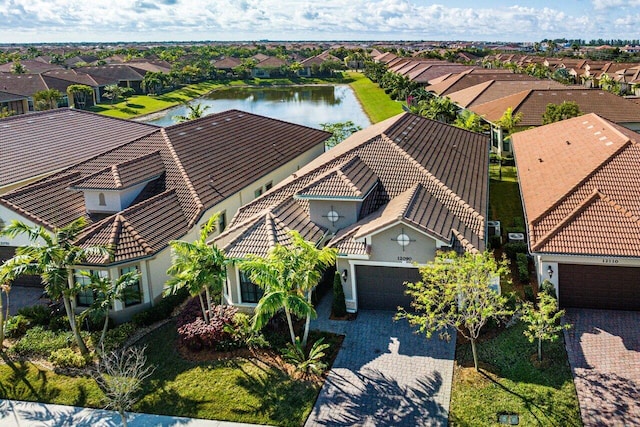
[0,109,330,321]
[212,113,488,312]
[512,113,640,311]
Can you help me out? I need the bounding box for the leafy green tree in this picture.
[11,61,26,74]
[331,271,347,318]
[453,110,487,133]
[239,231,336,346]
[0,260,19,346]
[67,84,94,109]
[103,84,133,104]
[495,107,523,134]
[1,218,109,355]
[78,270,141,349]
[141,72,167,95]
[397,251,512,371]
[413,96,458,124]
[320,121,362,148]
[520,290,571,362]
[165,214,227,323]
[542,101,582,124]
[33,89,63,111]
[173,102,210,122]
[0,107,14,118]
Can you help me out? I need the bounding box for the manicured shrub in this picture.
[503,242,527,261]
[5,315,30,338]
[524,285,535,302]
[11,326,85,357]
[48,315,70,332]
[517,253,529,284]
[132,287,189,327]
[177,301,237,351]
[540,279,557,299]
[281,337,329,377]
[49,348,87,369]
[17,305,51,327]
[93,322,137,353]
[223,313,269,350]
[331,271,347,318]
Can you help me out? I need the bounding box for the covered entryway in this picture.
[559,264,640,311]
[356,265,420,311]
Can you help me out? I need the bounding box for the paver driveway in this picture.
[305,297,455,427]
[564,309,640,427]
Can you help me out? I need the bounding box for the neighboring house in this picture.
[41,69,103,106]
[0,60,64,74]
[0,108,158,195]
[512,113,640,311]
[298,52,340,77]
[251,56,288,78]
[79,64,147,95]
[427,70,540,96]
[470,88,640,155]
[211,57,242,73]
[213,113,488,313]
[447,79,567,109]
[0,109,330,321]
[0,90,29,115]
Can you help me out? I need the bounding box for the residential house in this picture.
[0,110,330,321]
[0,60,64,74]
[470,88,640,154]
[427,70,541,96]
[213,113,488,312]
[251,56,288,78]
[0,90,28,115]
[298,52,341,77]
[512,113,640,310]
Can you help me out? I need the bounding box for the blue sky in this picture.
[0,0,639,44]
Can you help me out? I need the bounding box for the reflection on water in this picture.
[142,85,371,129]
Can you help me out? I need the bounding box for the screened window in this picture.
[75,270,108,307]
[218,211,227,232]
[254,188,263,198]
[239,271,264,304]
[98,193,106,206]
[121,265,142,307]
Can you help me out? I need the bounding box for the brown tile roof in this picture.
[70,151,165,190]
[256,57,287,68]
[295,156,378,200]
[427,72,542,96]
[448,79,568,108]
[0,90,26,102]
[512,113,640,256]
[410,64,476,84]
[0,60,64,74]
[215,112,488,257]
[42,69,100,87]
[471,89,640,126]
[0,73,48,96]
[212,57,242,69]
[79,65,145,82]
[1,109,330,264]
[0,108,158,189]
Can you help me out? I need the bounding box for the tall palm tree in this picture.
[78,270,141,349]
[239,231,336,346]
[172,102,210,123]
[165,214,227,323]
[1,218,109,355]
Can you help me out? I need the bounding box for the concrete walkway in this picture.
[305,295,455,426]
[564,309,640,427]
[0,399,267,427]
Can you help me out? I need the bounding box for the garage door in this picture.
[355,265,421,311]
[0,246,43,287]
[559,264,640,311]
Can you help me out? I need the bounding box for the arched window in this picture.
[98,193,106,206]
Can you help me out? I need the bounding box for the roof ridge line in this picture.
[600,193,640,224]
[160,128,204,227]
[266,212,277,248]
[532,189,602,251]
[530,138,633,224]
[111,165,122,188]
[451,228,479,254]
[0,197,56,230]
[119,215,154,255]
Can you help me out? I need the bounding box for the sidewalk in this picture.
[0,399,268,427]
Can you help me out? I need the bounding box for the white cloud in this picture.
[0,0,631,42]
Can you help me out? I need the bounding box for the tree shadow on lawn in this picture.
[0,353,61,403]
[309,368,447,427]
[125,103,144,109]
[232,357,318,427]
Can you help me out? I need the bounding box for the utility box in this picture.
[508,232,525,243]
[488,220,501,236]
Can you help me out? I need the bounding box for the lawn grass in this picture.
[90,75,354,120]
[449,322,581,426]
[489,165,525,231]
[346,71,404,123]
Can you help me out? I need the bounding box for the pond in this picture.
[141,85,371,129]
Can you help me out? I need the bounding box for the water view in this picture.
[141,85,371,129]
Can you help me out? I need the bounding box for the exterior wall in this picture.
[82,181,148,213]
[368,223,437,264]
[0,206,49,247]
[533,252,640,305]
[308,199,361,233]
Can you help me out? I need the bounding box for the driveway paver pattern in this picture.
[305,296,455,427]
[564,309,640,427]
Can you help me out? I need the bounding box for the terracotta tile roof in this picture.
[448,79,567,108]
[471,89,640,126]
[513,113,640,256]
[295,156,378,200]
[212,57,242,69]
[79,65,145,82]
[410,64,476,84]
[69,151,165,190]
[256,57,287,68]
[0,60,64,74]
[0,108,158,189]
[427,72,542,96]
[215,113,488,257]
[1,109,330,264]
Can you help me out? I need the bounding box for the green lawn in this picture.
[489,165,525,231]
[0,322,332,427]
[91,75,354,120]
[449,322,582,426]
[346,71,404,123]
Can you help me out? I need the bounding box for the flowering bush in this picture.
[177,298,237,351]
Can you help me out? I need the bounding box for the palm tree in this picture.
[10,61,26,74]
[103,84,127,105]
[1,218,109,355]
[165,214,227,323]
[33,89,63,110]
[239,231,336,346]
[453,110,487,133]
[414,96,458,124]
[173,102,210,123]
[78,270,141,349]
